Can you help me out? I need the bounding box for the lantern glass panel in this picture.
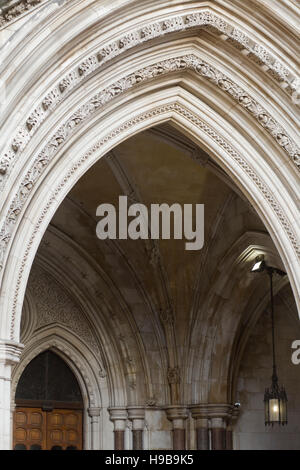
[269,398,280,422]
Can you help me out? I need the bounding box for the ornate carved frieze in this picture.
[0,53,298,191]
[229,28,249,48]
[7,103,300,339]
[0,10,298,187]
[0,0,45,27]
[0,0,294,102]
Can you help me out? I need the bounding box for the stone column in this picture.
[108,407,127,450]
[226,406,240,450]
[192,404,232,450]
[165,406,188,450]
[127,406,145,450]
[197,420,209,450]
[88,407,101,450]
[211,417,226,450]
[0,340,23,450]
[225,427,233,450]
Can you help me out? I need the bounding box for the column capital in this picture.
[108,406,127,420]
[108,407,127,449]
[127,406,145,431]
[88,407,101,418]
[189,404,210,420]
[190,403,233,420]
[165,407,187,450]
[0,340,24,365]
[127,406,145,420]
[165,406,188,425]
[108,407,128,431]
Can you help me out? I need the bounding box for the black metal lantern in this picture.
[251,255,288,426]
[264,372,288,426]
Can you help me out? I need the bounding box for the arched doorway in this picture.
[13,351,83,450]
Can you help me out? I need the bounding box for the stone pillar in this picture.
[0,340,23,450]
[195,419,209,450]
[190,406,210,450]
[108,407,127,450]
[211,417,226,450]
[127,406,145,450]
[226,406,240,450]
[88,407,101,450]
[225,427,233,450]
[191,404,232,450]
[165,406,188,450]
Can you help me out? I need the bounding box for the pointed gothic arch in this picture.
[0,0,299,451]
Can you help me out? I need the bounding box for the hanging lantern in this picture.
[251,255,288,426]
[264,370,288,426]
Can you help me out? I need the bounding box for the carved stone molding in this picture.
[189,403,233,420]
[11,338,101,407]
[159,307,174,326]
[167,366,180,385]
[146,396,157,407]
[0,10,298,186]
[1,54,299,279]
[1,6,294,90]
[88,407,101,418]
[0,0,46,27]
[7,102,300,340]
[0,339,23,365]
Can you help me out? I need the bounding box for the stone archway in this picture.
[3,92,299,341]
[11,334,104,449]
[0,0,299,450]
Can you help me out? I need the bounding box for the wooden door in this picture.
[13,407,82,450]
[14,408,46,450]
[46,409,82,450]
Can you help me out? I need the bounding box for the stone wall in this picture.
[235,288,300,450]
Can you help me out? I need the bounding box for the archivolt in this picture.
[1,5,299,186]
[11,332,103,410]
